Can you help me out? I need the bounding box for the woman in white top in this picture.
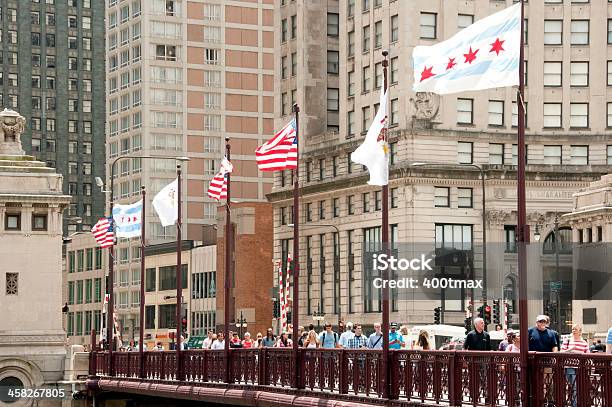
[303,330,319,348]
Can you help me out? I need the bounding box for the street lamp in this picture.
[312,303,325,328]
[534,214,563,333]
[100,154,189,373]
[235,311,247,338]
[288,223,342,327]
[411,162,488,305]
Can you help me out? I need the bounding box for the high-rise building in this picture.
[0,0,106,232]
[272,0,612,332]
[105,0,275,331]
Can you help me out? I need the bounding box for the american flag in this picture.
[255,119,297,171]
[91,217,114,248]
[207,157,233,201]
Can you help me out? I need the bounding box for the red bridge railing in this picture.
[89,348,612,406]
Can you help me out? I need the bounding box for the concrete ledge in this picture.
[90,378,386,406]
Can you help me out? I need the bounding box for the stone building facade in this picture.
[271,0,612,332]
[0,110,72,405]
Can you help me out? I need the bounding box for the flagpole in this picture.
[291,103,302,390]
[517,0,530,405]
[139,185,146,378]
[380,50,391,400]
[107,208,115,376]
[224,137,232,383]
[175,164,184,380]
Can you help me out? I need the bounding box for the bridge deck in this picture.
[88,349,612,406]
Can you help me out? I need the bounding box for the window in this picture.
[488,100,504,126]
[32,33,41,46]
[375,63,382,88]
[512,101,527,127]
[391,99,399,126]
[544,62,562,86]
[391,15,399,42]
[570,62,588,86]
[570,145,588,165]
[609,19,612,44]
[420,13,437,39]
[505,226,517,253]
[544,20,562,45]
[281,18,287,42]
[489,144,504,165]
[327,51,339,74]
[5,214,21,230]
[543,145,562,165]
[156,45,177,61]
[347,110,355,135]
[434,187,450,207]
[570,103,588,128]
[46,12,55,26]
[607,103,612,127]
[362,25,370,52]
[204,48,219,65]
[362,192,370,212]
[543,103,562,128]
[458,142,473,164]
[570,20,589,45]
[68,15,78,28]
[348,0,355,17]
[291,52,297,76]
[347,31,355,57]
[159,265,188,291]
[362,66,371,93]
[319,201,326,220]
[363,0,370,12]
[348,195,355,215]
[348,70,355,96]
[291,15,297,38]
[391,188,399,209]
[327,88,339,111]
[46,33,55,47]
[458,188,473,208]
[362,106,370,132]
[327,13,339,37]
[374,21,382,48]
[457,98,473,124]
[390,57,399,85]
[458,14,474,30]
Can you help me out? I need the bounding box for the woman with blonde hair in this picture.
[561,323,588,407]
[303,330,319,348]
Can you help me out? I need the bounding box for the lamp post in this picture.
[312,303,325,328]
[534,214,562,333]
[288,223,342,328]
[103,154,189,375]
[411,162,488,305]
[235,311,247,338]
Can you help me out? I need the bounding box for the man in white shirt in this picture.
[339,322,354,348]
[202,330,214,349]
[211,332,225,350]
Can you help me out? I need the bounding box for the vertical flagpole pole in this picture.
[292,103,302,389]
[224,137,232,384]
[517,1,530,405]
[139,186,146,378]
[380,50,391,400]
[107,204,115,376]
[175,165,184,380]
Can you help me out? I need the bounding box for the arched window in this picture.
[543,227,572,254]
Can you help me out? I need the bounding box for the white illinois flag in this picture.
[412,3,521,95]
[351,82,388,186]
[152,178,178,227]
[112,200,142,238]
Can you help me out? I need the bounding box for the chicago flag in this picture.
[412,3,521,95]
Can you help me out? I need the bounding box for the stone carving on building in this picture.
[487,209,514,225]
[0,109,26,155]
[411,92,440,121]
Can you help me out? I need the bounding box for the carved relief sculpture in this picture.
[0,108,26,155]
[411,92,440,121]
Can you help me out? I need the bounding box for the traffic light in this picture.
[484,305,492,325]
[477,305,485,319]
[181,318,188,335]
[492,300,501,325]
[433,307,441,324]
[273,299,280,318]
[506,302,513,326]
[464,317,471,335]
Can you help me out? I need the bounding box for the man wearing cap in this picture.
[388,323,404,349]
[498,329,514,351]
[528,315,559,352]
[464,318,491,351]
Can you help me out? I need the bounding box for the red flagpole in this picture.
[175,165,184,380]
[139,186,146,378]
[224,137,232,383]
[291,103,302,389]
[517,1,530,405]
